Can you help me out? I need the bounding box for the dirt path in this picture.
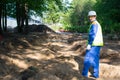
[0,32,120,80]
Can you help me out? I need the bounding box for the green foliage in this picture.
[43,1,62,24]
[42,0,72,25]
[113,23,120,34]
[62,0,120,34]
[3,0,63,18]
[1,0,120,34]
[102,22,120,34]
[61,0,96,33]
[94,0,120,35]
[50,24,62,31]
[70,0,96,26]
[64,25,89,33]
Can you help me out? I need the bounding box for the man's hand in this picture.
[86,44,91,50]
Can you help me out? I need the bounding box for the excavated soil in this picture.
[0,32,120,80]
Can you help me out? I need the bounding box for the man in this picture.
[82,11,103,78]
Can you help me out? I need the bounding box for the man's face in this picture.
[88,16,96,22]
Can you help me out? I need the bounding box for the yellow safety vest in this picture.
[90,21,104,46]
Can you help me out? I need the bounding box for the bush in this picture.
[112,23,120,35]
[102,22,120,35]
[64,25,89,33]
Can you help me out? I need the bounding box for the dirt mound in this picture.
[99,63,120,80]
[70,41,86,56]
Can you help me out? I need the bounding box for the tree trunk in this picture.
[2,3,7,32]
[0,3,3,35]
[2,3,5,31]
[16,1,22,33]
[4,3,7,32]
[25,3,28,26]
[16,1,29,33]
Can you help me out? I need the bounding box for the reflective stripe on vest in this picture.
[91,21,103,46]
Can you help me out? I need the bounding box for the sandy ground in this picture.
[0,32,120,80]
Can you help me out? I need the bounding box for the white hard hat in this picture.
[88,11,96,16]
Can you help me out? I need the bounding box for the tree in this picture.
[43,1,61,24]
[0,0,64,34]
[95,0,120,22]
[70,0,96,26]
[95,0,120,34]
[0,0,9,34]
